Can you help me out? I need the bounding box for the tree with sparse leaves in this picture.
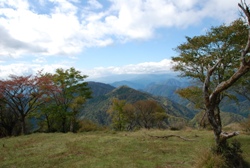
[0,73,54,135]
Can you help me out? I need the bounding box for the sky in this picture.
[0,0,245,80]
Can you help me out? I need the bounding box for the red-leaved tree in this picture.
[0,73,57,134]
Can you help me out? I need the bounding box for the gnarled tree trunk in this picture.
[203,1,250,151]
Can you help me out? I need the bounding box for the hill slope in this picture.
[190,111,246,127]
[143,78,190,104]
[87,81,115,97]
[81,85,195,125]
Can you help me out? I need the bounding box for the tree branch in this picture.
[199,111,208,126]
[146,133,196,141]
[212,64,250,99]
[203,58,223,104]
[220,131,240,142]
[208,2,250,100]
[238,2,250,65]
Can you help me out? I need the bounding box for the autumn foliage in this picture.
[0,68,91,137]
[0,73,56,135]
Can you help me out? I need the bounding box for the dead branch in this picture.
[146,133,196,141]
[220,131,240,140]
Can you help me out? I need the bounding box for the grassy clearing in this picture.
[0,129,249,168]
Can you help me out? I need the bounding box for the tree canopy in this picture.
[38,67,92,133]
[108,99,167,131]
[0,67,92,136]
[173,19,248,84]
[172,1,250,153]
[0,73,54,134]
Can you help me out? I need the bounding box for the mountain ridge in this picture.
[82,84,195,125]
[85,74,249,126]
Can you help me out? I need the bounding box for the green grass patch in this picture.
[0,129,249,168]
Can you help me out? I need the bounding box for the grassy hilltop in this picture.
[1,129,249,168]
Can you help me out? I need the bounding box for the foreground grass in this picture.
[0,129,249,168]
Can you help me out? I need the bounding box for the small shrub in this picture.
[195,140,249,168]
[214,140,248,168]
[194,148,227,168]
[78,119,104,132]
[169,121,186,130]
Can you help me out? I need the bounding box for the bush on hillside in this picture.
[195,140,249,168]
[168,117,187,130]
[169,121,186,130]
[78,119,106,132]
[194,148,227,168]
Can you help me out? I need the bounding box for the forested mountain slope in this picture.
[107,75,250,118]
[84,79,249,127]
[80,85,195,125]
[87,81,115,97]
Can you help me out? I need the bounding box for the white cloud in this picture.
[0,0,242,59]
[32,56,47,63]
[0,62,69,79]
[202,0,239,24]
[85,59,174,79]
[0,0,244,80]
[0,58,174,79]
[1,0,30,10]
[50,0,78,15]
[87,0,103,9]
[38,0,46,6]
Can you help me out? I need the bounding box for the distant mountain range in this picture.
[101,73,191,104]
[89,73,184,88]
[83,73,249,126]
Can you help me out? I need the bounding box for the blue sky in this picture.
[0,0,244,80]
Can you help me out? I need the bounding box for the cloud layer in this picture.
[0,0,243,79]
[0,58,173,79]
[85,59,174,79]
[0,0,240,57]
